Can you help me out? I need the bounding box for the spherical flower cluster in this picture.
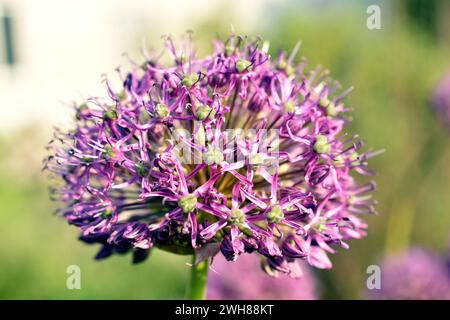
[366,248,450,300]
[207,254,317,299]
[45,34,378,276]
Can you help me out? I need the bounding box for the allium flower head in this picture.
[45,34,379,276]
[207,254,317,299]
[367,248,450,300]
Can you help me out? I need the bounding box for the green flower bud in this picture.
[195,125,206,146]
[178,194,197,213]
[277,59,295,76]
[140,60,154,71]
[285,65,295,76]
[155,103,170,118]
[236,59,252,73]
[135,162,149,177]
[349,152,360,166]
[81,156,93,164]
[103,144,115,158]
[333,155,344,165]
[181,74,199,88]
[229,208,245,224]
[225,45,235,57]
[196,104,215,121]
[313,135,330,154]
[319,95,338,117]
[104,109,117,120]
[326,102,338,117]
[249,153,265,165]
[316,223,326,232]
[313,217,328,232]
[277,59,287,70]
[101,208,113,219]
[267,205,284,223]
[204,146,224,165]
[319,97,330,107]
[284,100,295,113]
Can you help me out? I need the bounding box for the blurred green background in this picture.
[1,0,449,299]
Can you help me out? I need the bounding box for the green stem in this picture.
[185,256,209,300]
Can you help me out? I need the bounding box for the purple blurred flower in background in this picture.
[207,254,317,299]
[367,248,450,300]
[446,239,450,273]
[45,33,379,276]
[430,71,450,130]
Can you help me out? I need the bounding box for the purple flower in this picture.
[430,71,450,130]
[207,254,318,299]
[45,34,379,275]
[447,239,450,273]
[366,248,450,300]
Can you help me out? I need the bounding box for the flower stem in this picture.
[185,256,209,300]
